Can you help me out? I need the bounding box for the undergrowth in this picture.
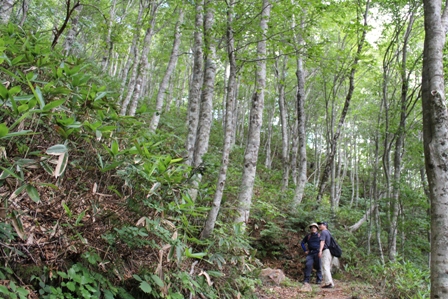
[0,24,261,299]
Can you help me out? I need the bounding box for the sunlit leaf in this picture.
[0,123,8,138]
[46,144,68,155]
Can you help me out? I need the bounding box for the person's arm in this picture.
[318,234,325,257]
[301,235,308,253]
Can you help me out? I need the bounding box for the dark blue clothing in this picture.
[301,232,322,283]
[301,232,321,252]
[304,252,322,283]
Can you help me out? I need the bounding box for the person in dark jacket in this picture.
[300,223,322,284]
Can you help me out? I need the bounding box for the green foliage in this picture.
[0,266,30,299]
[252,221,286,258]
[32,264,127,299]
[346,257,430,299]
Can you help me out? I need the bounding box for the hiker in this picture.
[300,223,322,284]
[318,221,334,288]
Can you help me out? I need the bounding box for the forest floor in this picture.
[254,279,386,299]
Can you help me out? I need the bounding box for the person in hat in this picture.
[300,223,322,284]
[318,221,334,288]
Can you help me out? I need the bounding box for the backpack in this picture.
[328,234,342,258]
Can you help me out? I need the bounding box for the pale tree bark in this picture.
[349,203,377,232]
[372,104,385,264]
[388,12,415,262]
[292,14,307,206]
[421,1,448,297]
[186,0,204,166]
[290,121,298,185]
[0,0,14,24]
[62,4,83,56]
[317,0,370,201]
[201,0,237,239]
[119,0,144,87]
[127,3,159,116]
[274,55,290,190]
[334,142,347,208]
[264,99,274,169]
[101,0,117,72]
[189,1,217,201]
[235,0,271,224]
[149,8,184,132]
[120,41,141,115]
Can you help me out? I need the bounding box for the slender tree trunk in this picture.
[189,1,217,201]
[201,0,237,239]
[186,1,204,166]
[0,0,14,24]
[18,0,29,26]
[149,8,184,132]
[275,55,290,191]
[51,0,82,49]
[293,24,307,207]
[62,4,83,56]
[119,1,144,88]
[235,0,271,224]
[317,0,370,201]
[388,13,415,262]
[101,0,117,71]
[128,5,158,117]
[120,39,142,115]
[264,101,274,169]
[421,1,448,297]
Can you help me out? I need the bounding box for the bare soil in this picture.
[254,279,387,299]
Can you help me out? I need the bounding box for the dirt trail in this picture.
[254,279,386,299]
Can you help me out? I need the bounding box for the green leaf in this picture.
[34,86,45,109]
[0,123,8,138]
[46,144,68,155]
[26,185,40,203]
[62,202,72,217]
[100,161,123,172]
[0,167,23,181]
[140,281,152,293]
[98,125,116,132]
[151,275,164,287]
[40,161,54,175]
[0,285,10,294]
[66,281,76,292]
[111,140,119,156]
[8,86,21,97]
[43,99,66,112]
[185,247,207,259]
[1,130,33,139]
[133,274,143,282]
[14,94,34,102]
[169,158,183,164]
[94,92,107,101]
[11,54,24,65]
[103,290,114,299]
[0,83,8,99]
